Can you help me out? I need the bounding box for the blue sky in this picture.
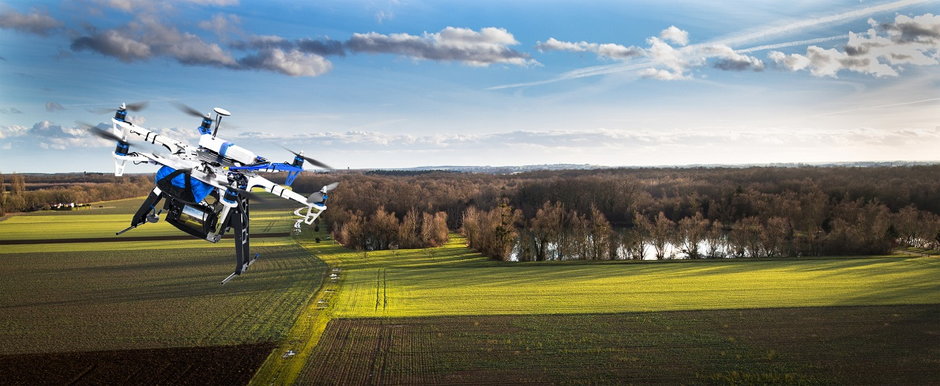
[1,0,938,172]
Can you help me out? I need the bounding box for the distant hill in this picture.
[360,161,940,175]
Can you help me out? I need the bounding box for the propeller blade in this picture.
[307,191,327,204]
[78,121,129,144]
[87,107,115,114]
[125,101,148,112]
[321,182,339,192]
[172,101,210,119]
[87,101,148,114]
[282,147,334,170]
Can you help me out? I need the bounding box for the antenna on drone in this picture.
[212,107,231,138]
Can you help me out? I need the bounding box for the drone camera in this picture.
[164,199,220,242]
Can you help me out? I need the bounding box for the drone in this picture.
[85,102,338,284]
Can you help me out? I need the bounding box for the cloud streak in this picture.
[0,121,108,149]
[67,16,531,76]
[536,37,643,60]
[347,27,535,67]
[0,8,62,36]
[493,0,933,89]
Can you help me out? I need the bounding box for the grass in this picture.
[307,236,940,318]
[283,234,940,384]
[0,210,295,240]
[0,197,326,358]
[0,244,325,355]
[298,305,940,384]
[7,197,940,384]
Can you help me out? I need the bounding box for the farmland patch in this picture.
[299,305,940,384]
[0,343,273,385]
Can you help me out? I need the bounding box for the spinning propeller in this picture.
[78,121,137,146]
[307,182,339,204]
[172,101,210,119]
[283,147,334,170]
[88,101,148,114]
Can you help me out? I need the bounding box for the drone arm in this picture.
[245,176,326,226]
[114,119,189,154]
[245,176,310,205]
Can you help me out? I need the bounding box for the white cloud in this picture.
[640,36,764,79]
[495,0,931,89]
[198,13,242,39]
[347,26,536,67]
[237,48,332,77]
[0,8,62,36]
[93,0,238,12]
[0,124,28,139]
[660,25,689,46]
[0,121,108,150]
[769,13,940,78]
[71,18,237,67]
[45,102,65,112]
[532,27,763,82]
[536,37,643,60]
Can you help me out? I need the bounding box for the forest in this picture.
[288,166,940,260]
[6,166,940,260]
[0,173,153,215]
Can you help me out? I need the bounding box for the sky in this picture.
[0,0,938,173]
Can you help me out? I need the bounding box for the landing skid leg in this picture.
[221,195,260,284]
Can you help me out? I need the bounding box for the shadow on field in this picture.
[1,246,313,309]
[0,343,274,385]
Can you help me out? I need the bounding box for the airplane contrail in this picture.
[489,0,934,90]
[735,35,848,53]
[709,0,929,47]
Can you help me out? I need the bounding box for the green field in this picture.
[308,237,940,317]
[283,235,940,384]
[4,197,940,384]
[299,306,940,384]
[0,198,297,241]
[0,197,325,383]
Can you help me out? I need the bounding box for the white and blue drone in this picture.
[84,102,338,284]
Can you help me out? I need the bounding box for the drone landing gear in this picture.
[220,194,260,285]
[118,187,164,235]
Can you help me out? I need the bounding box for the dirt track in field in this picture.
[0,232,290,245]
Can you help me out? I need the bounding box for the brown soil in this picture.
[0,343,274,385]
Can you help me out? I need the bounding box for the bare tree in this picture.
[760,217,792,257]
[705,220,725,258]
[530,201,565,260]
[678,212,709,259]
[623,212,650,260]
[650,212,675,259]
[588,205,612,260]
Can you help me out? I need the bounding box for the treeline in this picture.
[288,165,940,259]
[0,173,153,215]
[333,207,449,250]
[290,172,495,250]
[464,197,907,261]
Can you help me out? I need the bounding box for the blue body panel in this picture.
[156,166,215,203]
